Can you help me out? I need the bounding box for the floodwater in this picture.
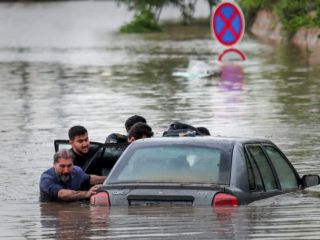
[1,1,320,239]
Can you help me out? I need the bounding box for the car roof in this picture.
[132,136,274,146]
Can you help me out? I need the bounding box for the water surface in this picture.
[0,1,320,239]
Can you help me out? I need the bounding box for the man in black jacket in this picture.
[69,125,103,175]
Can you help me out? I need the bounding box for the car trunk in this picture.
[103,184,225,206]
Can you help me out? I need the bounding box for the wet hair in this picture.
[53,149,74,164]
[125,115,147,132]
[197,127,211,136]
[68,125,87,140]
[128,122,153,140]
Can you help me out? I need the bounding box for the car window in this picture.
[246,150,264,192]
[110,145,231,185]
[246,146,278,191]
[264,146,298,190]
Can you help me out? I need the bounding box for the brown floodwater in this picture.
[1,1,320,239]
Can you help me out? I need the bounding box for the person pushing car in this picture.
[39,149,106,202]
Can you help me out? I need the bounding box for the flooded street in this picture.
[1,1,320,239]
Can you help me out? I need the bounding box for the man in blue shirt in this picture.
[40,149,106,202]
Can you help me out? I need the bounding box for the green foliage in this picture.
[239,0,274,10]
[239,0,320,35]
[117,0,203,33]
[120,8,162,33]
[239,0,277,25]
[274,0,319,34]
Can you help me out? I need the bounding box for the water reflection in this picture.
[247,192,320,239]
[107,206,247,239]
[213,207,248,239]
[219,63,244,91]
[40,203,110,239]
[39,205,253,239]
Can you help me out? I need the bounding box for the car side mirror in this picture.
[301,174,320,188]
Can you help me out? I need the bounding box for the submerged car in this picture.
[90,137,320,207]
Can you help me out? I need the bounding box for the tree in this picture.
[117,0,219,32]
[207,0,219,17]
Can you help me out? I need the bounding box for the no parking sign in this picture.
[211,1,245,46]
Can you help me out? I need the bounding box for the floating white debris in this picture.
[172,60,220,79]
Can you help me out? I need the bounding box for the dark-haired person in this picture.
[196,127,211,136]
[127,122,153,142]
[68,125,103,175]
[39,149,106,202]
[105,115,147,143]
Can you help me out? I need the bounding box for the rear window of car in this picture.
[108,145,232,185]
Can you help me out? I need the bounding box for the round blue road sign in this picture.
[211,2,245,46]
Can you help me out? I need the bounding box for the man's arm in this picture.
[90,175,106,185]
[58,185,100,201]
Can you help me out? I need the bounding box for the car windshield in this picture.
[108,145,232,185]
